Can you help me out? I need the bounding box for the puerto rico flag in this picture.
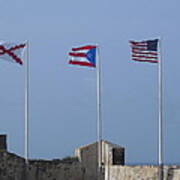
[68,45,96,67]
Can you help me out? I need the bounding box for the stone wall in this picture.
[0,151,26,180]
[74,140,125,180]
[75,142,98,179]
[1,135,180,180]
[1,151,180,179]
[27,159,85,180]
[0,151,92,180]
[105,165,180,180]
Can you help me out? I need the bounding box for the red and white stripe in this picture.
[68,45,96,67]
[129,41,158,63]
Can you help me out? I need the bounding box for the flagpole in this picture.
[158,38,163,180]
[96,46,102,172]
[25,40,30,164]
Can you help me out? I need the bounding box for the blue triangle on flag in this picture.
[86,48,96,66]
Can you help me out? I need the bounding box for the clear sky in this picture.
[0,0,180,164]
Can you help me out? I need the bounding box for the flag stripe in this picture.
[129,41,146,45]
[132,47,147,51]
[69,52,86,57]
[7,51,23,65]
[132,50,158,56]
[9,44,26,51]
[72,45,96,51]
[69,60,95,67]
[131,43,147,47]
[132,59,158,63]
[132,55,158,59]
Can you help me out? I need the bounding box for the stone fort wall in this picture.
[1,152,180,180]
[1,135,180,180]
[105,165,180,180]
[0,151,85,180]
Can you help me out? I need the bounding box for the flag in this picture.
[0,41,26,65]
[129,39,159,63]
[68,45,96,67]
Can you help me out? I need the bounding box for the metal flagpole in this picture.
[96,46,102,172]
[158,38,163,180]
[25,40,30,164]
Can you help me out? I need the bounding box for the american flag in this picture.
[129,39,159,63]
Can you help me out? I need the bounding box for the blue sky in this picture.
[0,0,180,164]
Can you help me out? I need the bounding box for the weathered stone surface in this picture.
[0,151,26,180]
[0,151,86,180]
[74,140,125,180]
[105,165,180,180]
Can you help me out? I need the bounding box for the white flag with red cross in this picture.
[0,41,26,65]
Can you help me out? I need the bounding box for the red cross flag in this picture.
[0,41,26,65]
